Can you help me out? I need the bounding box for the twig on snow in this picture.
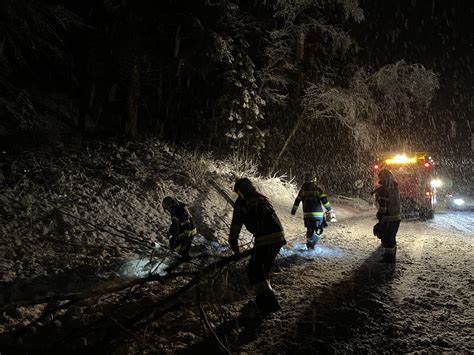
[198,297,232,354]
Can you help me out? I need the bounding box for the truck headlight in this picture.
[431,179,443,188]
[453,198,465,206]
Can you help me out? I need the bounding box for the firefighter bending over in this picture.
[291,173,336,249]
[373,169,401,263]
[229,178,286,318]
[162,196,197,259]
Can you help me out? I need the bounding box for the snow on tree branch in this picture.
[301,61,439,150]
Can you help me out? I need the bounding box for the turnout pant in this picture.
[169,234,195,258]
[304,217,324,239]
[380,220,400,255]
[247,243,282,285]
[247,243,284,315]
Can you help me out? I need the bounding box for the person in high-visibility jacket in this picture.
[372,169,401,263]
[162,196,197,259]
[291,173,335,249]
[229,178,286,318]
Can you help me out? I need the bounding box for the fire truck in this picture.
[372,152,436,219]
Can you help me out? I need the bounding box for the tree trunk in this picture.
[126,56,140,139]
[296,31,305,61]
[269,118,304,175]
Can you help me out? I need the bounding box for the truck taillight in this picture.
[373,164,379,170]
[425,191,432,196]
[423,162,431,168]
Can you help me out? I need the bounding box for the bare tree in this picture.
[270,61,439,174]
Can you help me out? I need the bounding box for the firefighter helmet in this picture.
[304,172,315,182]
[162,196,177,210]
[378,168,392,179]
[233,178,255,196]
[378,168,394,186]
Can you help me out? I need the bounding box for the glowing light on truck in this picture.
[385,154,417,164]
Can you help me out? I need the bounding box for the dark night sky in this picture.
[357,0,472,82]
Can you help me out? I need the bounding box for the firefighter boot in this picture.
[307,230,322,250]
[255,289,281,318]
[239,300,259,320]
[379,247,396,263]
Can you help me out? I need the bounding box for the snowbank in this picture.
[0,137,368,352]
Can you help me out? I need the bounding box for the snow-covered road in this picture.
[231,211,473,353]
[428,210,474,235]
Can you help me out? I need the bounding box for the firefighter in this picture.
[291,173,336,249]
[229,178,286,318]
[372,168,401,263]
[162,196,197,259]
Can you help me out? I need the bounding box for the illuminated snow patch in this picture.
[193,234,227,253]
[118,257,175,278]
[280,242,343,258]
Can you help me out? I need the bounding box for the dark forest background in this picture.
[0,0,472,194]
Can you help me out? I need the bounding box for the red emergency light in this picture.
[423,162,431,168]
[373,164,380,170]
[425,191,432,196]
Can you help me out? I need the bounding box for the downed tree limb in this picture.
[0,270,196,312]
[209,179,235,207]
[1,249,251,317]
[197,283,232,355]
[127,249,252,330]
[58,210,154,250]
[12,299,78,338]
[333,194,354,201]
[50,249,253,348]
[106,315,160,353]
[17,197,80,233]
[199,305,231,354]
[58,210,188,259]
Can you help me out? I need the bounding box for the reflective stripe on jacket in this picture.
[169,202,197,239]
[292,181,332,218]
[375,183,401,222]
[229,193,286,248]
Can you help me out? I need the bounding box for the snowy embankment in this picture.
[0,137,363,352]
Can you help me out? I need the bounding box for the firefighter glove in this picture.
[230,243,240,255]
[290,207,297,215]
[373,222,383,239]
[326,211,337,222]
[376,211,384,221]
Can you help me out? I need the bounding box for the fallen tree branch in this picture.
[17,197,80,233]
[199,305,231,355]
[0,269,196,312]
[13,299,79,338]
[197,281,232,355]
[0,248,251,313]
[50,250,252,348]
[128,249,252,330]
[209,179,235,207]
[58,210,154,250]
[58,209,188,260]
[107,315,159,353]
[333,194,354,201]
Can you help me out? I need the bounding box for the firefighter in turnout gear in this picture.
[162,196,197,259]
[291,173,335,249]
[373,169,401,263]
[229,178,286,318]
